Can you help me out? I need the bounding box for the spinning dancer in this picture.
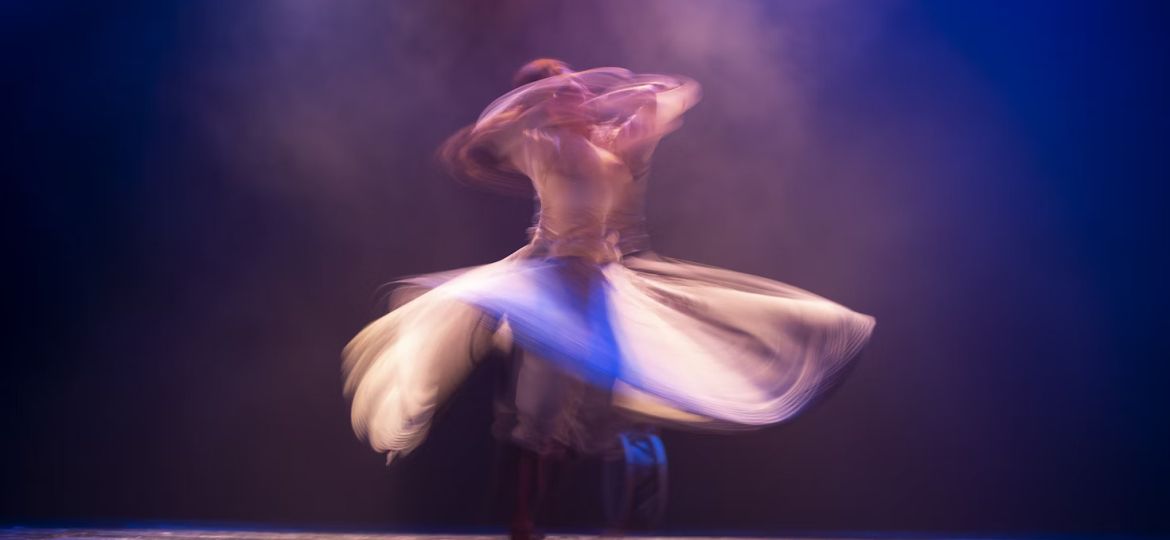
[343,59,875,537]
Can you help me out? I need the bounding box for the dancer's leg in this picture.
[511,446,538,540]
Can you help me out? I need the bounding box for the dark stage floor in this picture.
[0,532,840,540]
[0,530,866,540]
[2,530,1116,540]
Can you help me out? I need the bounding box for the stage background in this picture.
[4,0,1168,535]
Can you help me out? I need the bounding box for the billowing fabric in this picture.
[343,68,875,460]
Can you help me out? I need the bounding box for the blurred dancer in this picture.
[343,59,875,538]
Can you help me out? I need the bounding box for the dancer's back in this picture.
[473,67,701,261]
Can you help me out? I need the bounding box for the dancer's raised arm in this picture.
[586,75,702,169]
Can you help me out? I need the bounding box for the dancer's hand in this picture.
[541,96,593,133]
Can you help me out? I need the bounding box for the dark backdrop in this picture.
[4,0,1168,535]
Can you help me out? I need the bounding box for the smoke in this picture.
[172,0,901,262]
[126,0,1106,528]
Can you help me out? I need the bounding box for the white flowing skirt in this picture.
[343,250,875,459]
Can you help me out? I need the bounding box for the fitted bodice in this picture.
[512,124,650,262]
[465,66,697,264]
[472,67,699,263]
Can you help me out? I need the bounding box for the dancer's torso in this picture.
[506,111,652,263]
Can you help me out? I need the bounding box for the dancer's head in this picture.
[512,58,572,88]
[438,58,574,197]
